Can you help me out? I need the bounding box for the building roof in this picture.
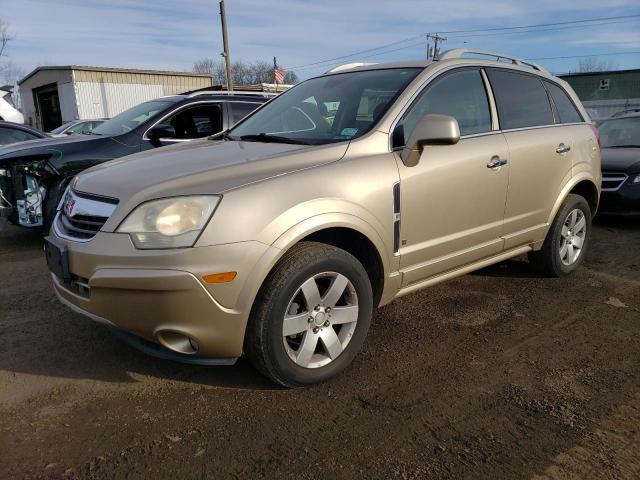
[18,65,212,85]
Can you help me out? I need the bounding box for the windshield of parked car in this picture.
[599,117,640,148]
[228,68,422,145]
[50,121,76,134]
[92,100,174,136]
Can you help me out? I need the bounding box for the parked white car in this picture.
[0,89,24,124]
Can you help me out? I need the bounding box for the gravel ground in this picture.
[1,218,639,480]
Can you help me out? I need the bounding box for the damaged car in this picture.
[0,91,270,228]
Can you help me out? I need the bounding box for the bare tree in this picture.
[0,19,13,60]
[193,58,298,85]
[575,57,619,73]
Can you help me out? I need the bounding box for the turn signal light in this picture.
[202,272,237,284]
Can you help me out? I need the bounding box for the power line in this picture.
[283,14,640,71]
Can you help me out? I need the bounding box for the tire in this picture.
[528,194,592,277]
[42,178,68,230]
[245,241,373,388]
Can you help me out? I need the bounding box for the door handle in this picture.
[486,158,508,169]
[556,143,571,154]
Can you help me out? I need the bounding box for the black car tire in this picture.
[528,194,592,277]
[43,178,68,230]
[245,242,373,388]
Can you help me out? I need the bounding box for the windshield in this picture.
[50,121,76,134]
[92,100,174,136]
[599,117,640,148]
[229,68,422,145]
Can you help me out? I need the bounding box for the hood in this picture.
[601,147,640,173]
[0,133,104,161]
[75,137,349,205]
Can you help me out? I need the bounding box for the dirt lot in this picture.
[1,218,639,480]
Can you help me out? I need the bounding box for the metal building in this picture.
[18,66,213,131]
[560,69,640,119]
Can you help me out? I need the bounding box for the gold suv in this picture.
[45,50,601,387]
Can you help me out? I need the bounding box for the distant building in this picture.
[560,69,640,119]
[18,66,213,131]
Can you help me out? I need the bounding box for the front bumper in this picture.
[598,176,640,216]
[49,228,278,359]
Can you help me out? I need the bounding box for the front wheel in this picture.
[528,194,592,277]
[245,242,373,388]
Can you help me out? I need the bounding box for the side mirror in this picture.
[147,123,176,145]
[400,114,460,167]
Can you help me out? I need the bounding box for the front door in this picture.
[394,68,509,286]
[142,102,223,150]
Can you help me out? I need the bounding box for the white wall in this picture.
[74,82,164,119]
[58,81,79,123]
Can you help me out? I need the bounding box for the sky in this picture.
[2,0,640,82]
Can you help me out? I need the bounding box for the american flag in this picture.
[274,66,287,84]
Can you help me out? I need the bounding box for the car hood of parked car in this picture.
[601,147,640,173]
[0,133,99,158]
[74,137,349,209]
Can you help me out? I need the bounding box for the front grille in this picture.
[602,172,628,192]
[55,189,118,241]
[58,211,108,239]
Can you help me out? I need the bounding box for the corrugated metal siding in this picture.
[561,70,640,101]
[75,82,165,118]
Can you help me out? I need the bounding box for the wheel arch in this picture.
[271,215,393,307]
[548,174,600,226]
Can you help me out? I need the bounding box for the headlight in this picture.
[117,196,220,249]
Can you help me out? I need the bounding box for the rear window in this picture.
[487,69,554,130]
[544,81,583,124]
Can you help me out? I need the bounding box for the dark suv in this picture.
[0,91,271,228]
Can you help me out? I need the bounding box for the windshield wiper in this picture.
[607,145,640,148]
[238,133,310,145]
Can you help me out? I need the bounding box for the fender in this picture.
[546,171,599,227]
[232,210,399,322]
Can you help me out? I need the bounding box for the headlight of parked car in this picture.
[117,195,220,249]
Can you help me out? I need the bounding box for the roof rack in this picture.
[187,90,278,98]
[437,49,549,74]
[326,62,378,74]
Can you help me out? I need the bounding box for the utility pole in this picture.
[426,33,447,60]
[219,0,233,91]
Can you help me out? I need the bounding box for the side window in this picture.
[167,104,222,139]
[544,81,583,124]
[0,127,39,145]
[67,121,92,134]
[398,69,492,145]
[229,102,260,125]
[487,69,554,130]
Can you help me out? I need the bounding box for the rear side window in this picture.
[399,68,492,142]
[0,127,39,145]
[544,81,583,124]
[487,69,554,130]
[230,102,261,125]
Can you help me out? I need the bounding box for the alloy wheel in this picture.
[282,271,359,369]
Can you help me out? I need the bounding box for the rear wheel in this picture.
[528,194,591,277]
[245,242,373,388]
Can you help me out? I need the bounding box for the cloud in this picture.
[3,0,640,79]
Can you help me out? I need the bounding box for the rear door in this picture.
[395,68,510,285]
[486,68,576,249]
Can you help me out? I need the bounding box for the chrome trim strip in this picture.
[601,173,629,192]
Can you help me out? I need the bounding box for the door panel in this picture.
[397,133,509,285]
[501,127,574,249]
